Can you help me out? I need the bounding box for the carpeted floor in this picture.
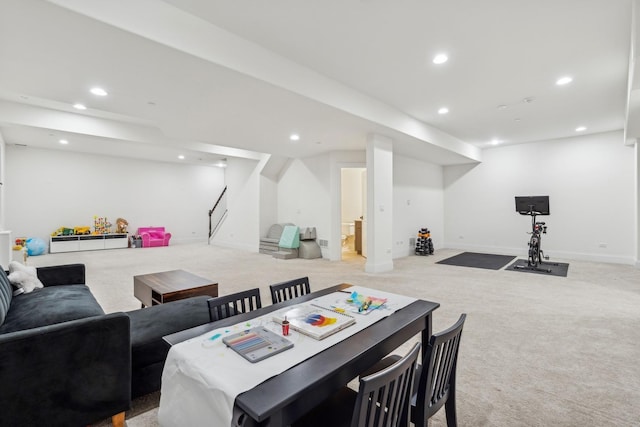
[28,243,640,427]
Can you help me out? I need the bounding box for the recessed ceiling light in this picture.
[59,139,69,145]
[438,107,449,115]
[432,53,448,65]
[290,134,300,141]
[491,139,502,145]
[178,155,185,160]
[556,76,573,86]
[575,126,587,132]
[73,103,87,110]
[90,87,108,96]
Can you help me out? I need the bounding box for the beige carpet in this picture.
[28,243,640,426]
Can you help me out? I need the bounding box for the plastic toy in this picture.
[93,216,112,234]
[51,227,74,236]
[25,237,46,256]
[74,226,91,235]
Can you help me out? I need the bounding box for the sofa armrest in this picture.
[0,312,131,426]
[36,263,85,286]
[139,232,150,244]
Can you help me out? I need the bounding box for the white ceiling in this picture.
[0,0,637,167]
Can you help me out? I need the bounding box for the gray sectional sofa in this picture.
[0,263,210,427]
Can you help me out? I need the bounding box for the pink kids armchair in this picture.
[137,227,171,247]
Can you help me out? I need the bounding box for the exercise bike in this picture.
[514,196,554,273]
[526,213,549,269]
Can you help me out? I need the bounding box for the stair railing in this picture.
[208,186,228,244]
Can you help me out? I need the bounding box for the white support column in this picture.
[636,142,640,267]
[365,134,394,273]
[0,130,5,231]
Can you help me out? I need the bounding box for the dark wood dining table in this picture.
[164,284,440,427]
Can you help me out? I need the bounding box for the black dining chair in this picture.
[269,277,311,304]
[207,288,262,322]
[363,314,467,427]
[292,342,421,427]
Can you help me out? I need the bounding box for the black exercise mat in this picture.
[436,252,516,270]
[505,259,569,277]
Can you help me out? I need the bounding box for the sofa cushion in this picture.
[0,285,104,334]
[0,268,13,325]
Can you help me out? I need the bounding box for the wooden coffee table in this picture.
[134,269,218,307]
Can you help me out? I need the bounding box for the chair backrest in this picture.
[269,277,311,304]
[351,342,421,427]
[207,288,262,322]
[415,314,466,424]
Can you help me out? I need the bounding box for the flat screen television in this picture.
[515,196,550,215]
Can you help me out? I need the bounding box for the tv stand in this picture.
[50,233,128,253]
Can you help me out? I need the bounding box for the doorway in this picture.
[341,168,366,260]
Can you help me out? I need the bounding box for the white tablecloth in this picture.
[158,286,416,427]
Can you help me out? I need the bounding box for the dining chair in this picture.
[292,342,421,427]
[207,288,262,322]
[269,276,311,304]
[362,314,467,427]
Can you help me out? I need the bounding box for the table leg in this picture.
[232,406,260,427]
[232,407,284,427]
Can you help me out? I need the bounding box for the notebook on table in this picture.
[222,326,293,363]
[272,303,356,340]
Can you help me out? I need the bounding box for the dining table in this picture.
[161,283,440,426]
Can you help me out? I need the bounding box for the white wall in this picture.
[393,155,444,258]
[5,146,225,245]
[213,157,262,252]
[259,174,278,239]
[277,154,332,256]
[278,150,446,263]
[443,131,635,263]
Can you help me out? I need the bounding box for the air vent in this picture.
[318,239,328,247]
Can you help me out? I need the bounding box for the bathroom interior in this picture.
[340,167,366,260]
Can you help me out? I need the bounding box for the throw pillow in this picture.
[8,261,43,293]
